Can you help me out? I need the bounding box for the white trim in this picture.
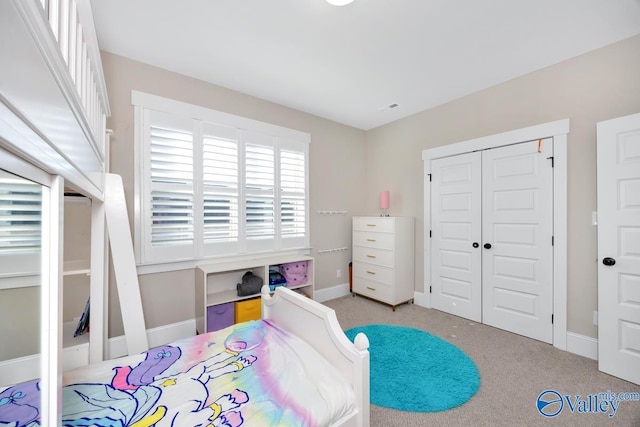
[106,319,196,360]
[131,91,311,143]
[0,320,197,385]
[552,134,568,351]
[314,282,350,302]
[413,291,429,308]
[0,276,39,290]
[136,248,313,275]
[422,119,569,349]
[0,353,40,386]
[421,119,570,160]
[566,332,598,360]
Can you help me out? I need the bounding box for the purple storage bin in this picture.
[279,261,309,286]
[207,302,235,332]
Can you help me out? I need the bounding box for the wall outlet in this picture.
[593,311,598,326]
[336,268,342,278]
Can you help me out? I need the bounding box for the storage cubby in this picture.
[195,255,314,334]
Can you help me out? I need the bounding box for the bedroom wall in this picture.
[364,34,640,339]
[100,52,367,337]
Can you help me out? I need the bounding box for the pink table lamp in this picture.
[379,190,390,217]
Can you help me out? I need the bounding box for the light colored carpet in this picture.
[323,295,640,427]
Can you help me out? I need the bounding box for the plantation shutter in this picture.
[133,92,310,265]
[245,132,275,251]
[144,111,195,261]
[279,141,307,248]
[0,178,42,253]
[0,172,42,282]
[202,122,240,255]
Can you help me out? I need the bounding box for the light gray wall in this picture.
[364,34,640,338]
[101,52,367,336]
[100,34,640,340]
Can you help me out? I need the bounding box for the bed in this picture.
[0,286,370,426]
[0,1,369,425]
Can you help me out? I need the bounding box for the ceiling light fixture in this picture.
[327,0,354,6]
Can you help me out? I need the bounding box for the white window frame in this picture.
[132,91,310,270]
[0,166,45,290]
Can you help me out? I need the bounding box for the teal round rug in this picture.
[344,324,480,412]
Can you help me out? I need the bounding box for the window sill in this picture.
[136,248,312,276]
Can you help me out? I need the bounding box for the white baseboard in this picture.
[412,292,598,361]
[107,319,196,359]
[413,291,429,308]
[1,319,197,386]
[0,353,40,386]
[314,283,350,303]
[566,332,598,360]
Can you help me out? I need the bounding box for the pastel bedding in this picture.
[0,319,355,427]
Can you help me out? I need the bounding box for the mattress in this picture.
[0,319,356,426]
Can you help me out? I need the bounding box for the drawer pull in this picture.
[366,224,377,227]
[366,286,376,291]
[366,270,376,275]
[366,254,376,258]
[367,239,376,242]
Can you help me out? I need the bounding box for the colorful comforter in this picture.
[0,320,355,427]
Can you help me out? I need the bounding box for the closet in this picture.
[424,122,567,346]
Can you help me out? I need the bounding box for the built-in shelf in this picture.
[205,282,312,306]
[63,260,91,276]
[195,254,314,334]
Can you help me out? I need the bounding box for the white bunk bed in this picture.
[0,1,370,425]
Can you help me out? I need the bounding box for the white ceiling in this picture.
[90,0,640,130]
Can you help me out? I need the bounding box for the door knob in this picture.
[472,242,479,248]
[602,257,616,266]
[484,243,492,249]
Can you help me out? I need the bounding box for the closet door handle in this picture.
[472,242,479,248]
[483,243,492,249]
[602,257,616,266]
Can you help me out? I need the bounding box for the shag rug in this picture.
[344,324,480,412]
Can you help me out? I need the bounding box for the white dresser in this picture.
[352,216,415,310]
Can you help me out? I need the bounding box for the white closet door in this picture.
[597,113,640,385]
[481,139,554,343]
[430,152,482,322]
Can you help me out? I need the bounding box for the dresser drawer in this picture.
[353,277,393,303]
[353,217,395,233]
[353,262,393,285]
[353,246,394,268]
[353,230,394,250]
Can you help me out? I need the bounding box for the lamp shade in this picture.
[327,0,354,5]
[379,191,390,209]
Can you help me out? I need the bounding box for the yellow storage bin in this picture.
[235,298,262,323]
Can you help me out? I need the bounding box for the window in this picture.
[0,170,42,285]
[133,92,310,266]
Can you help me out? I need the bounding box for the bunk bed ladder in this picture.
[104,173,149,355]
